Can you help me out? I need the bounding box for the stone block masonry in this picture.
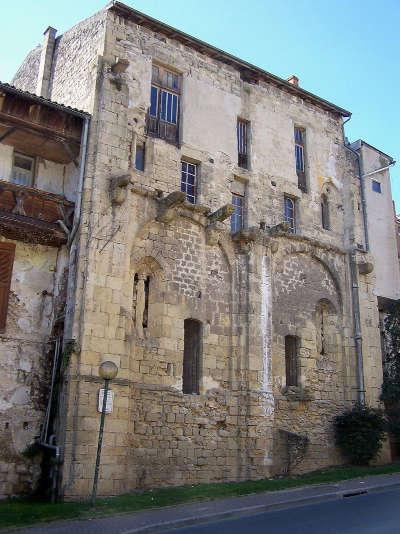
[8,2,390,498]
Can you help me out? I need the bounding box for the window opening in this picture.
[183,319,201,394]
[12,153,34,187]
[284,196,296,233]
[285,335,298,387]
[294,127,307,192]
[231,192,244,233]
[135,143,145,171]
[147,65,181,145]
[143,276,150,328]
[237,119,249,169]
[181,161,197,204]
[321,194,330,230]
[372,180,382,193]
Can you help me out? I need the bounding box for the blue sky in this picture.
[1,0,399,208]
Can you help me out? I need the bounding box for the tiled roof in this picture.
[0,82,90,119]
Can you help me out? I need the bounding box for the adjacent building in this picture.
[1,1,399,499]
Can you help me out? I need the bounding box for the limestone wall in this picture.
[26,7,387,498]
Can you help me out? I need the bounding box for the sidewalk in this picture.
[14,473,400,534]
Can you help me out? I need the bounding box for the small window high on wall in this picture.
[294,127,307,192]
[183,319,201,394]
[285,335,298,387]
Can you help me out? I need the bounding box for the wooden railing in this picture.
[0,179,74,246]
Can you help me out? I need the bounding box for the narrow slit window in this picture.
[285,335,298,387]
[321,194,330,230]
[135,143,145,171]
[237,119,249,169]
[143,276,150,328]
[181,161,197,204]
[0,243,15,333]
[294,127,307,192]
[284,196,296,233]
[183,319,201,394]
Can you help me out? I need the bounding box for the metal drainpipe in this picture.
[342,117,365,404]
[69,117,90,246]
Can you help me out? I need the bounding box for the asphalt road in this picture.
[168,488,400,534]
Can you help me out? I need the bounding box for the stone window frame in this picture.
[321,193,330,230]
[294,126,307,193]
[237,118,251,170]
[284,334,299,387]
[181,158,200,204]
[284,194,296,233]
[372,179,382,194]
[147,63,182,146]
[182,318,202,395]
[230,176,247,233]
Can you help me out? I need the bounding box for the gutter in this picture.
[342,117,366,404]
[68,116,90,245]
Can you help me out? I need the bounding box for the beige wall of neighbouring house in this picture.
[361,143,400,300]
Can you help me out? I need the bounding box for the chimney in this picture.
[287,75,299,87]
[36,26,57,98]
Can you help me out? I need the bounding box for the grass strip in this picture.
[2,462,400,530]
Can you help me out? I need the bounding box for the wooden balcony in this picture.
[0,180,74,247]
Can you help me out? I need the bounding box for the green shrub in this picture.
[334,404,386,465]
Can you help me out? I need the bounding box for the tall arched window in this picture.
[183,319,202,394]
[321,194,330,230]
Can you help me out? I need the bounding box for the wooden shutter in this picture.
[285,335,298,387]
[183,319,201,394]
[0,243,15,333]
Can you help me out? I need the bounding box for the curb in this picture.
[121,479,400,534]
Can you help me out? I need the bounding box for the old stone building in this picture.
[2,1,398,499]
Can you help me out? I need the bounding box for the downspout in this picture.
[342,116,365,404]
[69,116,90,246]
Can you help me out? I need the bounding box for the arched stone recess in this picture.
[319,179,344,236]
[272,251,343,391]
[126,213,252,490]
[271,246,347,474]
[128,213,233,394]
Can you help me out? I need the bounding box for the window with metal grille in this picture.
[294,127,307,192]
[12,153,34,187]
[0,242,15,333]
[372,180,382,193]
[147,65,181,144]
[135,143,145,171]
[181,161,197,204]
[284,196,296,233]
[321,194,330,230]
[285,335,298,387]
[183,319,201,394]
[237,119,249,169]
[231,193,244,233]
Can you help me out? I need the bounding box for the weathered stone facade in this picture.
[6,2,394,499]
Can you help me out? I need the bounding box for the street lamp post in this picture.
[91,361,118,507]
